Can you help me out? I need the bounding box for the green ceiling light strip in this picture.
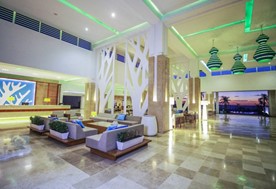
[58,0,119,34]
[244,0,254,32]
[94,22,151,48]
[163,0,210,20]
[143,0,163,19]
[183,20,245,38]
[170,26,198,57]
[249,24,276,32]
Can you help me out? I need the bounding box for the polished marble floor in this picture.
[0,115,276,189]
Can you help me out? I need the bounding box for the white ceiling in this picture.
[0,0,275,78]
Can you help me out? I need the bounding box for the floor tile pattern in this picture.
[0,115,276,188]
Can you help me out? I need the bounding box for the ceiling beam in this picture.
[170,27,198,57]
[183,20,245,38]
[143,0,163,19]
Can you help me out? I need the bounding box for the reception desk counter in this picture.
[0,105,70,117]
[0,105,71,130]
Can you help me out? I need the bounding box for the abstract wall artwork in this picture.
[0,78,36,105]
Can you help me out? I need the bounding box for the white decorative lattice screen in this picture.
[125,34,149,116]
[96,45,116,113]
[171,65,189,111]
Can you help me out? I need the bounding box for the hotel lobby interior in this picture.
[0,0,276,188]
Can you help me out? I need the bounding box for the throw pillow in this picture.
[71,120,85,128]
[117,114,126,120]
[107,125,117,131]
[76,120,85,128]
[117,125,128,129]
[106,125,128,131]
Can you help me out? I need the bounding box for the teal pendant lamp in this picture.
[253,27,275,63]
[207,40,223,70]
[231,48,246,74]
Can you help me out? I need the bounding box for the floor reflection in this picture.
[197,114,276,140]
[0,115,275,188]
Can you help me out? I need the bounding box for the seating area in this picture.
[28,111,150,158]
[50,110,82,121]
[46,120,98,146]
[174,111,198,128]
[86,124,151,160]
[92,113,142,125]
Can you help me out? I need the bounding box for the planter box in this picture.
[50,129,69,140]
[30,123,44,131]
[116,136,144,150]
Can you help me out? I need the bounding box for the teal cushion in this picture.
[107,125,128,131]
[72,120,85,128]
[76,120,85,128]
[117,114,126,120]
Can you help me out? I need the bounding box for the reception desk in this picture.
[0,105,70,118]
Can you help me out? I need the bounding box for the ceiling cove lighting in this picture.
[231,48,246,74]
[143,0,163,19]
[244,0,254,32]
[170,26,198,57]
[253,29,276,63]
[207,40,222,70]
[58,0,119,34]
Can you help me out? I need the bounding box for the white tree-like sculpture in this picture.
[171,65,189,111]
[125,34,149,116]
[96,45,115,113]
[0,81,32,105]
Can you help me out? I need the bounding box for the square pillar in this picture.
[269,90,276,117]
[84,82,96,119]
[188,77,201,116]
[148,55,170,133]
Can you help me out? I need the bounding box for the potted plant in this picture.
[49,121,69,139]
[30,116,45,131]
[116,130,144,150]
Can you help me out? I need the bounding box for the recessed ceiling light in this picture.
[111,12,116,18]
[85,27,89,31]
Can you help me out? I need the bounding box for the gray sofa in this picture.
[92,113,117,122]
[92,113,142,125]
[86,124,144,152]
[119,115,142,125]
[64,110,82,120]
[65,122,97,140]
[51,111,68,121]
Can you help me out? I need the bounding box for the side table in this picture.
[141,115,158,136]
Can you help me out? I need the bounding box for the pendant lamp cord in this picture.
[261,24,263,34]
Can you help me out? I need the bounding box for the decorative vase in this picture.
[116,136,144,150]
[50,129,69,139]
[30,123,44,131]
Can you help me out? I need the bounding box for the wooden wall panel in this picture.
[35,82,48,105]
[35,82,60,105]
[48,83,58,105]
